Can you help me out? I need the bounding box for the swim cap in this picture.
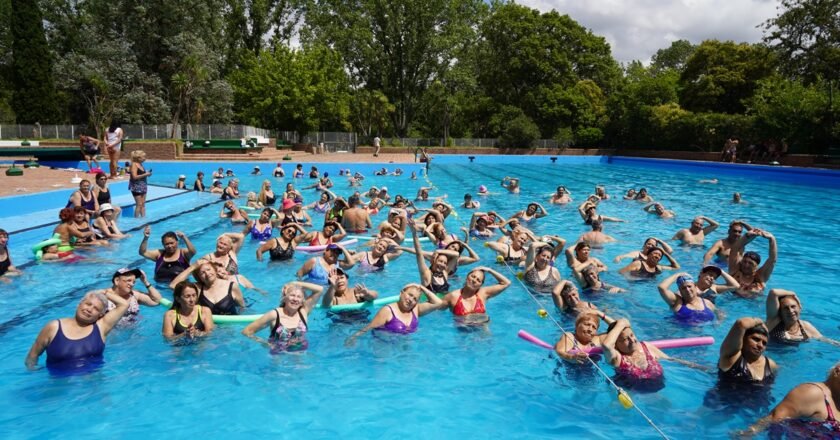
[478,185,488,193]
[676,275,693,287]
[743,251,761,264]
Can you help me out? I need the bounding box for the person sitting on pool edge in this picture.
[25,290,128,372]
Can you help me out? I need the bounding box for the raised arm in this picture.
[712,270,741,294]
[138,226,160,260]
[758,231,777,282]
[345,306,392,345]
[719,317,764,370]
[703,240,723,266]
[601,318,630,367]
[134,270,161,306]
[224,232,245,254]
[177,231,197,259]
[478,267,511,299]
[701,216,719,235]
[657,272,683,308]
[765,288,795,330]
[169,263,199,289]
[410,226,432,285]
[658,250,680,270]
[99,290,129,336]
[415,284,444,315]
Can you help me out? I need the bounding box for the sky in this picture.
[519,0,781,64]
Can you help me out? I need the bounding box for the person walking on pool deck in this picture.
[373,136,381,157]
[672,216,719,245]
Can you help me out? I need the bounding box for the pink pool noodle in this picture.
[296,239,358,253]
[517,330,714,354]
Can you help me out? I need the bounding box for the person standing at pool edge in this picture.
[128,150,151,218]
[105,121,124,179]
[373,135,381,157]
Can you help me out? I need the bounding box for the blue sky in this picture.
[519,0,781,63]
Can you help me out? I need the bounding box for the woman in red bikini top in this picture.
[440,267,511,322]
[745,363,840,437]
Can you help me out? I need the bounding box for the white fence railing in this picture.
[0,124,271,140]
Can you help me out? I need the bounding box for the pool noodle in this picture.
[296,238,359,253]
[517,330,714,354]
[347,235,429,243]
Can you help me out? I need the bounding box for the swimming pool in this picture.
[1,157,839,439]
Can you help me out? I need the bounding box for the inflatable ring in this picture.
[32,235,64,261]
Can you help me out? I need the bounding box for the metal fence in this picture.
[276,131,562,150]
[0,124,271,140]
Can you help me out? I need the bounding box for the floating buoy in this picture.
[496,255,504,263]
[537,309,547,318]
[617,390,634,409]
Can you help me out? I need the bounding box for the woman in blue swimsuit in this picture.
[657,273,716,323]
[26,291,129,372]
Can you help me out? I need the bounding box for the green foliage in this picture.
[229,45,351,138]
[492,106,539,148]
[10,0,60,122]
[350,89,394,137]
[763,0,840,84]
[678,40,775,114]
[748,76,831,153]
[650,40,696,73]
[54,31,167,135]
[476,3,620,138]
[305,0,486,136]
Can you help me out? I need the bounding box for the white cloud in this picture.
[518,0,781,64]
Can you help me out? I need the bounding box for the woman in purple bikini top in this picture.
[345,284,445,344]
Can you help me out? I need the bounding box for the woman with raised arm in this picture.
[190,262,245,316]
[345,283,443,344]
[242,282,325,352]
[601,318,669,389]
[139,227,196,283]
[565,242,608,284]
[296,243,354,285]
[486,230,529,266]
[718,317,777,385]
[162,281,214,340]
[766,289,838,346]
[220,200,249,224]
[200,232,245,275]
[242,207,282,241]
[439,266,511,325]
[26,290,128,372]
[613,238,673,263]
[512,202,549,223]
[555,312,614,363]
[408,223,452,294]
[551,280,603,317]
[657,273,716,323]
[728,228,777,297]
[522,240,564,293]
[256,223,308,262]
[619,247,679,279]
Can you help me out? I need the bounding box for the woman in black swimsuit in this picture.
[766,289,837,346]
[193,262,244,316]
[718,317,778,384]
[408,223,451,294]
[256,223,308,262]
[92,172,122,217]
[139,226,197,282]
[162,281,215,340]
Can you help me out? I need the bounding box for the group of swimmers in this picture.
[12,165,839,437]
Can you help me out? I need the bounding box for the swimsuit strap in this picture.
[298,308,308,330]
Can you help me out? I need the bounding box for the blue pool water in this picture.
[1,157,839,439]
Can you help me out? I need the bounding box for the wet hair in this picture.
[171,281,199,310]
[560,283,575,297]
[161,231,178,243]
[576,313,600,328]
[348,195,360,206]
[95,172,107,181]
[575,242,590,251]
[743,251,761,264]
[537,245,554,257]
[745,324,769,339]
[84,291,109,312]
[0,228,7,238]
[59,207,76,222]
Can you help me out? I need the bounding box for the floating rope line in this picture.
[498,258,670,440]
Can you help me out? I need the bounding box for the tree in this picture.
[351,89,394,138]
[678,40,775,114]
[650,39,696,73]
[229,45,351,139]
[476,3,620,137]
[748,76,832,153]
[305,0,486,136]
[54,31,167,136]
[10,0,60,122]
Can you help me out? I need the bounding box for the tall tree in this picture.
[650,39,696,73]
[10,0,60,122]
[305,0,485,136]
[678,40,775,114]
